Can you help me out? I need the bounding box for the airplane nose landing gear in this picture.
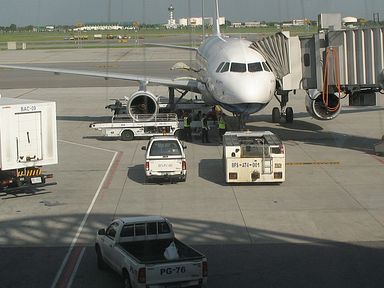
[272,90,293,123]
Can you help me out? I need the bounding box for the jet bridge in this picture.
[250,14,384,121]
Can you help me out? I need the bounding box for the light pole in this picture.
[202,0,205,41]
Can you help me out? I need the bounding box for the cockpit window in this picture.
[230,62,247,73]
[262,62,271,72]
[216,62,225,73]
[220,62,230,73]
[248,62,263,72]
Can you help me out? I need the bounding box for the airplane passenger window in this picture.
[262,62,271,72]
[230,63,247,72]
[220,62,230,72]
[248,62,263,72]
[216,62,225,72]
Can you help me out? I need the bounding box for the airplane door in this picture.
[16,112,42,163]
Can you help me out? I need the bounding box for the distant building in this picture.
[281,19,309,27]
[163,4,225,28]
[178,16,225,27]
[342,16,358,28]
[232,21,267,28]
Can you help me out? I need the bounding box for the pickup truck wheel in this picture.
[96,247,108,270]
[121,130,134,141]
[122,271,132,288]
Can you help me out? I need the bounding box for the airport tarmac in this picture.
[1,48,384,288]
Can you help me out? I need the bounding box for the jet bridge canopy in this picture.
[250,16,384,93]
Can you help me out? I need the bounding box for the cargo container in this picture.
[0,96,58,192]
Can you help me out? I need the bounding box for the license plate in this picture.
[31,177,42,184]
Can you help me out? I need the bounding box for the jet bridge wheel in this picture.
[121,130,134,141]
[272,107,280,123]
[285,107,294,123]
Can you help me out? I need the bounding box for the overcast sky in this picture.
[0,0,383,26]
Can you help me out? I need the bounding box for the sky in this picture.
[0,0,383,27]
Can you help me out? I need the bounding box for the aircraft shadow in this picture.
[227,115,379,154]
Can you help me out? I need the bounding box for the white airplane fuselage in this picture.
[196,36,276,115]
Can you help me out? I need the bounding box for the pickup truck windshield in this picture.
[149,140,182,156]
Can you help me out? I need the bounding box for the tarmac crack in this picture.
[230,186,253,244]
[112,141,140,219]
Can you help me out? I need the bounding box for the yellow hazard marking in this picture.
[17,168,42,177]
[286,161,340,166]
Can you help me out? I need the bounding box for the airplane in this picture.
[0,0,343,125]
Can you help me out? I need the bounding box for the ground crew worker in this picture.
[201,113,209,143]
[218,114,226,141]
[183,112,192,141]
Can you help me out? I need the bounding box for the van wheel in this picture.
[122,270,132,288]
[121,130,134,141]
[96,246,108,270]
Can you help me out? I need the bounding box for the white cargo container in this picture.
[0,96,57,191]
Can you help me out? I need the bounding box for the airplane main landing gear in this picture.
[272,90,294,123]
[233,112,247,130]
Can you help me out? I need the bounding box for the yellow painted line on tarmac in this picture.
[96,64,118,68]
[286,161,340,166]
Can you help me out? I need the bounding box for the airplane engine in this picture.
[305,89,341,120]
[126,90,159,121]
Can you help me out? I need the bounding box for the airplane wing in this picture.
[145,43,198,51]
[0,64,201,93]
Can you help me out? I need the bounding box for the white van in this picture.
[142,136,187,182]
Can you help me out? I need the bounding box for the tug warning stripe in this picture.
[17,168,42,177]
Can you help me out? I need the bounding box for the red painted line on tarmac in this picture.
[372,154,384,165]
[56,246,82,288]
[102,151,123,189]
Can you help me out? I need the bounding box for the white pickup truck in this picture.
[95,216,208,288]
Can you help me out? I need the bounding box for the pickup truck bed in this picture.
[119,238,202,264]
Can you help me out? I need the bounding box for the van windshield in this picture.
[150,140,182,156]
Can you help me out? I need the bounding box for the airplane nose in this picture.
[229,76,274,103]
